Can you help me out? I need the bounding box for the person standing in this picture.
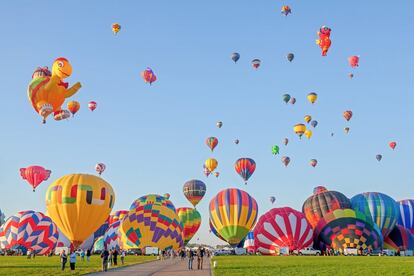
[113,249,119,266]
[101,249,109,272]
[187,249,193,270]
[86,249,91,262]
[69,251,77,271]
[197,247,204,270]
[120,250,125,265]
[60,250,68,271]
[108,250,113,267]
[80,250,85,261]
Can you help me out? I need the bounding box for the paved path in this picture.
[88,257,211,276]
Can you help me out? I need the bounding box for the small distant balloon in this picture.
[95,163,106,175]
[331,132,335,137]
[349,73,354,79]
[88,101,97,111]
[231,53,240,63]
[67,101,80,116]
[282,94,291,104]
[272,145,280,155]
[234,139,239,145]
[163,193,170,199]
[389,142,397,150]
[112,23,121,35]
[270,196,276,204]
[206,137,218,152]
[307,93,317,104]
[281,156,290,167]
[283,138,289,146]
[310,159,318,167]
[287,53,294,62]
[214,172,220,178]
[281,5,292,16]
[304,115,312,124]
[251,59,261,70]
[344,127,350,134]
[293,124,306,139]
[348,56,360,68]
[310,120,318,128]
[289,97,296,105]
[20,166,51,192]
[304,129,313,139]
[203,165,211,178]
[141,67,157,85]
[343,110,353,121]
[216,121,223,128]
[376,154,382,162]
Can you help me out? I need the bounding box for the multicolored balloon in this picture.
[67,101,80,116]
[45,174,115,248]
[281,156,290,167]
[243,232,255,253]
[108,210,128,226]
[310,159,318,167]
[343,110,353,121]
[141,67,157,85]
[209,219,226,242]
[104,220,122,251]
[384,225,414,251]
[112,23,121,35]
[251,59,261,69]
[209,188,258,246]
[206,137,218,152]
[88,101,97,111]
[0,209,5,225]
[20,165,51,192]
[176,207,201,245]
[255,207,313,255]
[231,53,240,63]
[351,192,399,237]
[1,210,58,255]
[281,5,292,16]
[183,179,206,207]
[234,158,256,184]
[95,163,106,175]
[120,194,183,250]
[397,199,414,234]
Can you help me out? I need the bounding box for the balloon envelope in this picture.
[231,52,240,63]
[384,225,414,251]
[177,207,201,245]
[20,166,51,191]
[234,158,256,184]
[397,199,414,234]
[183,179,207,207]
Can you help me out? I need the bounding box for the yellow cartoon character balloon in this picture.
[27,58,82,123]
[45,174,115,248]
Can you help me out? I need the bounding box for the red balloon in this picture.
[343,110,353,121]
[20,166,51,192]
[88,101,97,111]
[141,68,157,85]
[348,56,359,68]
[389,141,397,150]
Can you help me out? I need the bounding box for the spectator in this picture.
[69,250,77,271]
[197,247,205,270]
[120,250,125,265]
[108,250,113,267]
[101,249,109,272]
[60,250,68,271]
[113,249,119,266]
[80,250,85,261]
[187,249,194,270]
[86,249,91,262]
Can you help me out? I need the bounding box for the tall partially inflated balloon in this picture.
[231,53,240,63]
[45,174,115,248]
[384,225,414,251]
[397,199,414,234]
[112,23,121,35]
[205,158,218,173]
[20,166,51,192]
[293,124,306,138]
[255,207,313,255]
[251,59,261,69]
[183,179,206,207]
[67,101,80,116]
[351,192,399,237]
[314,209,383,251]
[234,158,256,184]
[209,188,258,246]
[302,186,351,229]
[141,67,157,85]
[307,93,317,104]
[206,137,218,152]
[1,211,59,255]
[348,56,359,68]
[343,110,353,121]
[120,194,183,250]
[177,207,201,245]
[282,94,291,104]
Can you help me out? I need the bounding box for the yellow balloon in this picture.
[305,129,313,139]
[45,174,115,248]
[304,115,312,124]
[205,158,218,172]
[293,123,306,138]
[307,93,317,104]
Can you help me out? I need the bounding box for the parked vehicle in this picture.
[293,247,321,256]
[144,247,158,256]
[344,248,358,256]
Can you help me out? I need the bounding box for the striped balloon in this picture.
[205,137,218,152]
[351,192,399,237]
[183,179,206,207]
[397,199,414,234]
[209,219,226,242]
[209,188,258,246]
[1,210,58,255]
[234,158,256,184]
[254,207,313,255]
[243,231,255,252]
[104,221,122,251]
[384,225,414,251]
[176,207,201,245]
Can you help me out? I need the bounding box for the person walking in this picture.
[69,251,77,271]
[60,250,68,271]
[86,249,91,262]
[197,247,205,270]
[101,249,109,272]
[120,250,125,265]
[187,249,194,270]
[113,249,118,266]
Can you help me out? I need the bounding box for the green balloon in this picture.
[272,145,280,155]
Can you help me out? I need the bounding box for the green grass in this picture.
[0,255,156,276]
[211,256,414,276]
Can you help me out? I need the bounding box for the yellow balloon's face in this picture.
[45,174,115,247]
[52,58,73,79]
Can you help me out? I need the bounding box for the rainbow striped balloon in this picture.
[209,188,258,246]
[177,207,201,245]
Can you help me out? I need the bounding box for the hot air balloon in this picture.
[255,207,313,256]
[271,145,280,155]
[112,23,121,35]
[176,207,201,245]
[243,232,255,253]
[269,196,276,204]
[183,179,206,207]
[314,209,383,251]
[310,159,318,167]
[88,101,97,111]
[95,163,106,175]
[310,120,318,128]
[316,26,332,56]
[351,192,399,237]
[205,158,218,173]
[216,121,223,128]
[108,210,128,226]
[290,97,296,105]
[293,124,306,139]
[206,137,218,152]
[141,67,157,85]
[281,156,290,167]
[307,93,317,104]
[287,53,294,62]
[344,127,350,134]
[384,225,414,251]
[234,139,239,145]
[234,158,256,184]
[0,209,5,225]
[397,199,414,234]
[231,52,240,63]
[67,101,80,116]
[251,59,261,69]
[376,154,382,162]
[389,141,397,150]
[104,220,123,251]
[282,94,291,104]
[214,172,220,178]
[348,56,359,68]
[209,219,226,242]
[343,110,353,121]
[163,193,171,199]
[120,194,183,250]
[349,73,354,79]
[1,211,59,255]
[45,174,115,248]
[203,165,211,178]
[283,138,289,146]
[20,166,51,192]
[93,236,104,252]
[331,132,334,137]
[302,186,351,229]
[304,115,312,124]
[304,129,313,139]
[209,188,258,246]
[281,5,292,16]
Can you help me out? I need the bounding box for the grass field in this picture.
[211,256,414,276]
[0,255,156,276]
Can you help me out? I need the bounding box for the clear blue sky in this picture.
[0,1,413,245]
